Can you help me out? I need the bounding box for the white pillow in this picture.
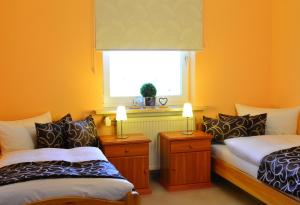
[0,124,34,153]
[235,104,300,135]
[0,112,52,151]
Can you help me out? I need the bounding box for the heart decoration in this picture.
[159,97,168,106]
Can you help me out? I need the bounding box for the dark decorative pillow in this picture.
[203,115,249,144]
[248,113,267,136]
[218,113,250,127]
[219,113,267,136]
[66,115,99,148]
[202,116,222,143]
[36,114,72,148]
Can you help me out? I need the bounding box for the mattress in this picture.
[0,147,134,205]
[212,144,258,178]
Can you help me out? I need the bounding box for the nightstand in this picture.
[159,131,212,191]
[99,133,151,194]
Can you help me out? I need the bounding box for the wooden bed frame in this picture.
[28,191,140,205]
[212,157,299,205]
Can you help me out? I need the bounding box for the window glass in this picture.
[103,51,189,106]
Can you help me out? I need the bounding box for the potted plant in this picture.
[140,83,157,106]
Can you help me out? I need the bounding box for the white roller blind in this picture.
[95,0,203,50]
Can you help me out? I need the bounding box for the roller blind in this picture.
[95,0,203,50]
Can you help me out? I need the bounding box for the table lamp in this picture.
[182,103,193,135]
[116,105,128,139]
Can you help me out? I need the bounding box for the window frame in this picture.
[103,51,190,107]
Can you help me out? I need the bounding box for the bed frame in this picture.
[27,191,140,205]
[212,157,299,205]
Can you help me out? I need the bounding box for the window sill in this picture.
[95,105,208,117]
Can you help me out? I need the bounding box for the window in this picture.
[103,51,189,107]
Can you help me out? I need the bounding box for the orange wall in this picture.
[270,0,300,107]
[0,0,103,121]
[0,0,272,123]
[195,0,272,117]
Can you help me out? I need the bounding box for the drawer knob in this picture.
[189,144,193,149]
[125,149,129,153]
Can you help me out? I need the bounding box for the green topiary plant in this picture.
[140,83,157,97]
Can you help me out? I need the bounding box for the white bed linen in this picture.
[224,135,300,166]
[0,147,134,205]
[212,144,258,178]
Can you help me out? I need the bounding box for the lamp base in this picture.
[182,131,193,135]
[116,135,128,139]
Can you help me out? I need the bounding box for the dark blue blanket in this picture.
[0,160,124,186]
[258,146,300,198]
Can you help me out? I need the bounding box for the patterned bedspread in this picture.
[257,146,300,198]
[0,160,124,186]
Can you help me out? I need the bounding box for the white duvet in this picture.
[224,135,300,166]
[0,147,134,205]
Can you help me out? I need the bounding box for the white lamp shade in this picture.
[116,106,127,121]
[182,103,193,118]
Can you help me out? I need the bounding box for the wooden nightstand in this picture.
[159,131,212,191]
[99,133,151,194]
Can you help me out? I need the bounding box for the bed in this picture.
[0,112,141,205]
[212,135,300,205]
[0,147,140,205]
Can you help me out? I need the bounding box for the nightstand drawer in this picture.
[170,140,210,153]
[104,143,149,157]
